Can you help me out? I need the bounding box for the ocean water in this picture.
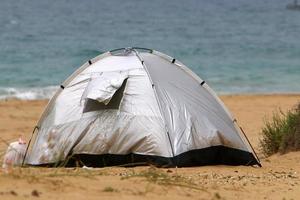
[0,0,300,99]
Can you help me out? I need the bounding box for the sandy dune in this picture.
[0,94,299,200]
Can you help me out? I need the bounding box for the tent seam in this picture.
[132,49,176,160]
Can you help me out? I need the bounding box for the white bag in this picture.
[2,138,26,169]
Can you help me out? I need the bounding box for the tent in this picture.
[23,47,261,167]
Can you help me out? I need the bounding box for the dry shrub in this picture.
[260,102,300,156]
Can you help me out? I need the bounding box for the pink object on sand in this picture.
[2,136,27,170]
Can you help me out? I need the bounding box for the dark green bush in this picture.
[260,102,300,156]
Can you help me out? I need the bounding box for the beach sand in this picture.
[0,94,299,200]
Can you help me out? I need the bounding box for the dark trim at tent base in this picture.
[33,146,260,168]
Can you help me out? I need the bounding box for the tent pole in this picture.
[22,126,39,166]
[239,126,262,167]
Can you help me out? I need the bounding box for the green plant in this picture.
[102,186,119,192]
[260,102,300,156]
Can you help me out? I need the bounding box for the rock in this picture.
[10,190,17,196]
[31,190,40,197]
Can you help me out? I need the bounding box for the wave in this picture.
[0,84,298,101]
[0,86,58,100]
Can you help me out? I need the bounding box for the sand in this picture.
[0,94,299,200]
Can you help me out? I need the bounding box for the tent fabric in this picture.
[24,48,260,167]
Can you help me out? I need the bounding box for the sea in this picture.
[0,0,300,100]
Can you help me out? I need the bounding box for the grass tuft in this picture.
[260,102,300,156]
[102,186,119,192]
[121,167,207,192]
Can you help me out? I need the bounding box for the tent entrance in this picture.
[83,78,128,113]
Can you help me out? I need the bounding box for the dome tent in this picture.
[23,47,261,167]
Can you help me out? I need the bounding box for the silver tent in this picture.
[24,47,260,167]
